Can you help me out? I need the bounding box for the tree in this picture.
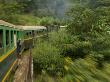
[67,5,97,35]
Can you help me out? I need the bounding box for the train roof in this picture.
[60,25,67,28]
[0,20,15,28]
[0,20,47,31]
[19,26,47,30]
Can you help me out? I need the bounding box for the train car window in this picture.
[11,31,13,43]
[0,30,3,48]
[6,30,9,45]
[17,31,19,40]
[26,32,28,36]
[24,32,29,39]
[32,30,35,36]
[30,32,31,35]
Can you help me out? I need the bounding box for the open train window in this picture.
[30,31,32,37]
[26,32,29,36]
[17,31,19,40]
[24,32,29,39]
[32,30,35,36]
[11,31,13,43]
[0,30,3,48]
[30,32,31,35]
[6,30,9,45]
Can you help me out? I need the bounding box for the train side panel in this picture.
[0,25,18,81]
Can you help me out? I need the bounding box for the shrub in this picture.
[61,41,92,59]
[48,29,73,46]
[48,29,92,59]
[67,7,97,35]
[33,40,65,76]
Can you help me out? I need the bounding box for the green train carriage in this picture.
[20,26,47,50]
[0,20,47,82]
[0,20,21,82]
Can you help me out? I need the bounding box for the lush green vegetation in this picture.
[33,29,110,82]
[0,0,110,82]
[32,0,110,82]
[0,0,65,25]
[33,39,65,76]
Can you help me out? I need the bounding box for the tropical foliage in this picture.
[1,0,110,82]
[0,0,66,25]
[33,0,110,82]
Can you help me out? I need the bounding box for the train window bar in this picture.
[0,30,3,48]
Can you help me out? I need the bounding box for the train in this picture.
[0,20,59,82]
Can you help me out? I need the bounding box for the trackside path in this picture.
[13,50,33,82]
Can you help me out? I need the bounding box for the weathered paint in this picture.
[0,48,16,82]
[2,60,17,82]
[0,47,16,62]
